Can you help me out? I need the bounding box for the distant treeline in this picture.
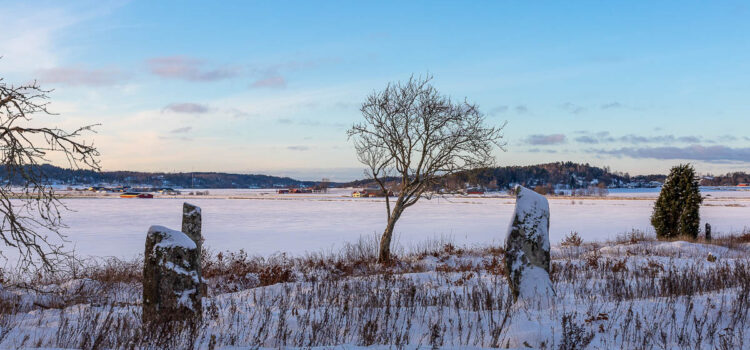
[3,163,747,189]
[444,162,663,190]
[0,164,319,188]
[700,172,750,186]
[342,162,750,190]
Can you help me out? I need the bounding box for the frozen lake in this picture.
[1,187,741,261]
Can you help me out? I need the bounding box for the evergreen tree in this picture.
[651,164,703,239]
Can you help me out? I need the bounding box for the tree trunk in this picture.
[378,204,404,263]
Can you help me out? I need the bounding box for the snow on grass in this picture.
[1,237,748,349]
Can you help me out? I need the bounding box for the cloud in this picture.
[601,102,623,109]
[514,105,528,114]
[287,145,310,151]
[226,108,255,119]
[146,56,240,82]
[561,102,586,114]
[251,74,287,88]
[170,126,192,134]
[573,131,703,145]
[163,103,210,114]
[36,66,127,86]
[677,136,701,143]
[574,136,600,144]
[276,117,345,128]
[525,134,566,145]
[596,145,750,163]
[488,105,509,116]
[0,3,124,73]
[528,148,558,153]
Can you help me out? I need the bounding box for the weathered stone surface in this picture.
[143,225,202,323]
[182,202,202,250]
[182,202,202,288]
[504,186,554,302]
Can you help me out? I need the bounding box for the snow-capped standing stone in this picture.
[182,202,202,249]
[143,225,202,323]
[504,185,554,303]
[182,202,203,291]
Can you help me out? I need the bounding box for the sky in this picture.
[1,1,749,181]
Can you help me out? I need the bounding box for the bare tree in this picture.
[1,75,99,272]
[347,75,505,263]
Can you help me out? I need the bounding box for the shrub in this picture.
[651,164,703,239]
[561,231,583,247]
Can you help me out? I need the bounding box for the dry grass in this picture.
[0,231,749,348]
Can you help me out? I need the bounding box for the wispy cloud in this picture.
[36,66,127,86]
[170,126,192,134]
[524,134,566,145]
[287,145,310,151]
[227,108,255,119]
[595,145,750,163]
[561,102,586,114]
[146,56,240,82]
[601,102,623,109]
[163,103,210,114]
[528,148,558,153]
[276,117,345,128]
[251,74,286,88]
[0,3,123,73]
[575,135,600,144]
[488,105,509,116]
[574,131,703,145]
[248,57,339,89]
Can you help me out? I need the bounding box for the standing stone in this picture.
[705,223,712,241]
[143,225,202,323]
[504,185,554,302]
[182,203,202,248]
[182,203,202,276]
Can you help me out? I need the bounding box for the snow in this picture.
[176,288,196,310]
[1,238,749,348]
[163,261,200,283]
[516,265,555,303]
[507,186,550,252]
[0,187,748,262]
[599,240,731,258]
[149,225,197,250]
[184,202,201,215]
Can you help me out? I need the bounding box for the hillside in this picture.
[343,162,668,190]
[0,164,320,189]
[5,163,747,190]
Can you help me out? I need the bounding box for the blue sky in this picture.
[2,1,749,180]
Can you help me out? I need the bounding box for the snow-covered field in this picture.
[29,187,750,260]
[1,238,748,349]
[0,188,749,349]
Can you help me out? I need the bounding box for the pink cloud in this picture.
[146,56,239,82]
[251,74,286,88]
[36,66,126,86]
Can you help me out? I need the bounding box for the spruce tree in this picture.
[651,164,703,239]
